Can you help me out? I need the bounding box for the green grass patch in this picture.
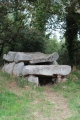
[53,70,80,120]
[0,71,45,120]
[0,70,80,120]
[0,71,13,81]
[0,91,34,120]
[0,92,20,116]
[16,77,28,88]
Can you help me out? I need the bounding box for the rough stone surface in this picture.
[2,51,71,84]
[14,52,33,62]
[29,52,59,64]
[22,65,71,76]
[27,75,39,86]
[2,62,15,74]
[57,75,62,83]
[76,9,80,14]
[3,51,59,64]
[3,51,16,62]
[13,62,24,76]
[50,61,58,65]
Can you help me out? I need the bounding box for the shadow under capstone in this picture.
[38,76,55,86]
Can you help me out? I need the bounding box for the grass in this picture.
[53,70,80,120]
[0,70,80,120]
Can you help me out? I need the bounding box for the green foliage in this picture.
[1,0,80,67]
[45,37,60,54]
[9,29,46,53]
[32,0,80,66]
[76,65,80,70]
[0,0,26,55]
[58,40,70,64]
[0,0,46,60]
[45,37,70,65]
[0,92,20,117]
[34,3,47,31]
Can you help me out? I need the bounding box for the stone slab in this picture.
[22,65,71,76]
[13,62,24,76]
[3,51,59,64]
[27,75,39,86]
[2,62,15,74]
[3,51,16,62]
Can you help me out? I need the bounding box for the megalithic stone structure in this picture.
[3,51,16,62]
[22,65,71,76]
[2,51,71,85]
[3,51,59,64]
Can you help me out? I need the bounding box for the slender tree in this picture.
[65,0,80,67]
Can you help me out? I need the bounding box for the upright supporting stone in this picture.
[13,62,24,76]
[27,75,39,86]
[2,62,15,74]
[57,75,62,83]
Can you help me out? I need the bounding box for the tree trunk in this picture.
[65,13,78,67]
[0,44,4,56]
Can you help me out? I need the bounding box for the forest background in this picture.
[0,0,80,68]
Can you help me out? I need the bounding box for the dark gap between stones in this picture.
[37,76,56,86]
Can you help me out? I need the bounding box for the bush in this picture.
[58,44,70,65]
[45,38,60,54]
[8,29,46,53]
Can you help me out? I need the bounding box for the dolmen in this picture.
[3,51,59,64]
[2,51,71,86]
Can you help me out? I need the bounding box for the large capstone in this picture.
[29,52,59,64]
[3,51,16,62]
[22,65,71,76]
[3,51,59,64]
